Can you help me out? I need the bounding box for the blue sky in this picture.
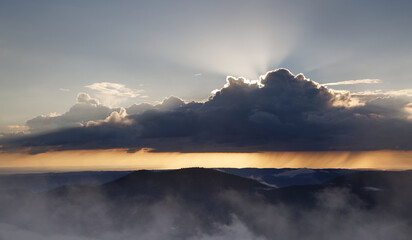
[1,0,412,133]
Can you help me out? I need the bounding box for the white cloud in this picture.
[323,78,381,86]
[76,92,100,105]
[24,93,113,134]
[85,82,144,106]
[353,89,412,97]
[85,82,143,98]
[59,88,70,92]
[385,89,412,97]
[405,103,412,120]
[7,125,30,134]
[86,108,133,127]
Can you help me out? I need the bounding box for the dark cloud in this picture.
[2,69,412,153]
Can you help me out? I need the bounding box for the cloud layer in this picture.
[2,69,412,153]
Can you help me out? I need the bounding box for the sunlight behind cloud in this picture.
[145,2,307,80]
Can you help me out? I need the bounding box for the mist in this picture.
[1,182,411,240]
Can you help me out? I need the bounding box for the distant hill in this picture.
[0,171,132,191]
[0,167,357,192]
[218,168,357,187]
[103,168,269,198]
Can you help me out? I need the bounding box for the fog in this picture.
[0,186,410,240]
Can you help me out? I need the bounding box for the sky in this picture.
[1,0,412,172]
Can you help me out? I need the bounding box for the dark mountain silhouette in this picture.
[0,168,357,192]
[103,168,269,198]
[0,171,131,192]
[263,171,412,211]
[45,168,269,201]
[34,168,270,237]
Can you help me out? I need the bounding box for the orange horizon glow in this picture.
[0,149,411,174]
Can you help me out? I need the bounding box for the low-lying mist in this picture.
[1,184,411,240]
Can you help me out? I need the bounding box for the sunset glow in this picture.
[1,150,411,174]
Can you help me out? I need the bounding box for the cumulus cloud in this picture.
[86,108,133,127]
[2,69,412,153]
[76,92,100,105]
[24,93,115,134]
[7,93,188,137]
[323,78,381,86]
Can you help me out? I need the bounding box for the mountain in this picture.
[46,168,269,206]
[102,168,269,199]
[263,171,412,211]
[0,167,357,192]
[2,168,270,238]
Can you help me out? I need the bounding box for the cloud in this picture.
[351,89,412,103]
[85,82,144,106]
[6,93,189,137]
[7,125,30,134]
[2,69,412,153]
[23,93,115,134]
[77,92,100,105]
[86,108,133,127]
[85,82,143,98]
[323,78,381,86]
[405,103,412,120]
[384,89,412,97]
[59,88,70,92]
